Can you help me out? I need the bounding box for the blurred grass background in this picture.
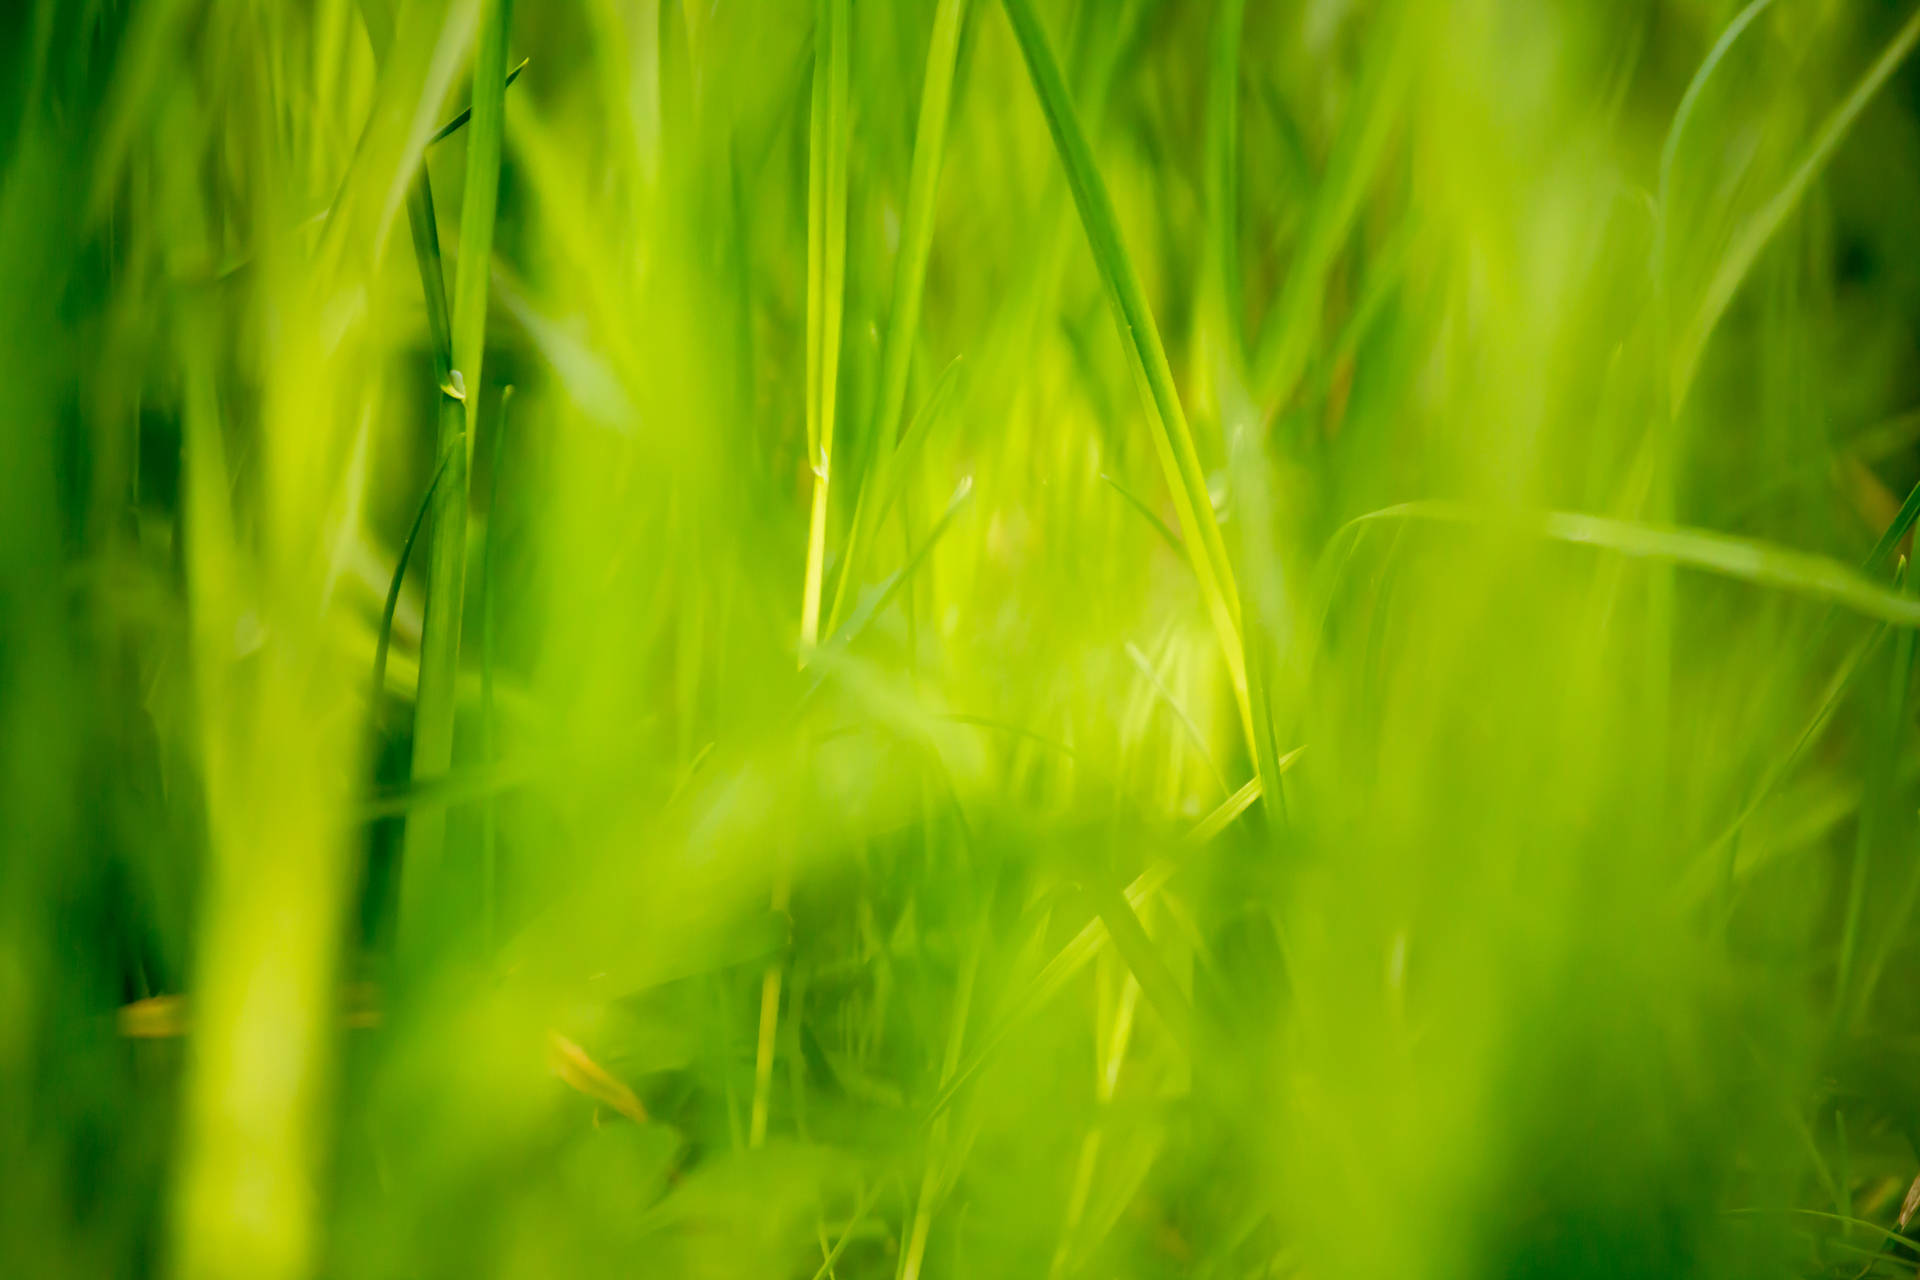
[10,0,1920,1276]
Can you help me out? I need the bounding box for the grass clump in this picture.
[15,2,1920,1278]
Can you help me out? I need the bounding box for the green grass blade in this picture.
[428,56,529,146]
[1204,0,1247,360]
[1100,472,1182,555]
[869,0,967,464]
[1670,4,1920,409]
[798,0,852,658]
[1348,501,1920,629]
[1250,0,1415,412]
[479,385,514,951]
[1083,879,1192,1051]
[925,745,1299,1122]
[998,0,1256,764]
[1864,478,1920,576]
[1657,0,1777,220]
[1125,640,1230,798]
[402,0,515,939]
[825,356,963,638]
[828,477,974,651]
[370,446,453,715]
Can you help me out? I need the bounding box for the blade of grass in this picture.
[798,0,852,661]
[1100,472,1182,555]
[428,56,529,146]
[1670,3,1920,409]
[1346,501,1920,629]
[870,0,966,465]
[1656,0,1778,226]
[828,477,975,651]
[1125,640,1230,799]
[1249,0,1415,413]
[825,357,963,637]
[479,385,513,951]
[370,446,454,717]
[761,0,852,1152]
[825,0,967,635]
[1845,561,1920,1026]
[998,0,1262,787]
[401,0,515,939]
[925,746,1300,1122]
[1204,0,1247,363]
[1082,879,1192,1052]
[1864,478,1920,576]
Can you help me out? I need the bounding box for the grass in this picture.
[17,1,1920,1278]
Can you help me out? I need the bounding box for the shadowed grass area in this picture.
[12,1,1920,1277]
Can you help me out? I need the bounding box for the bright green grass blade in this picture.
[1083,879,1193,1052]
[798,0,851,657]
[822,0,966,640]
[998,0,1257,767]
[869,0,966,464]
[925,745,1301,1123]
[451,0,514,439]
[1125,640,1230,798]
[402,0,514,939]
[828,477,974,651]
[1347,501,1920,628]
[1670,3,1920,409]
[763,0,853,1153]
[1204,0,1247,360]
[825,356,963,638]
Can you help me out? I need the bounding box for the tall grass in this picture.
[13,2,1920,1278]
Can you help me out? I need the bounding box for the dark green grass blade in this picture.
[1864,480,1920,576]
[370,447,454,713]
[427,57,530,146]
[402,0,515,939]
[1670,4,1920,409]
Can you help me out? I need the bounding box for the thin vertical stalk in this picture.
[479,385,513,951]
[760,0,851,1149]
[999,0,1268,793]
[798,0,852,659]
[826,0,968,637]
[400,0,515,940]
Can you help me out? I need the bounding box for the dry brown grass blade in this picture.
[547,1029,649,1125]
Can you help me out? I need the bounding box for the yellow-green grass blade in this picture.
[998,0,1258,774]
[1347,501,1920,629]
[798,0,852,659]
[824,0,967,637]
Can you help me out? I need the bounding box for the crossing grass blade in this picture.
[998,0,1263,787]
[370,447,453,716]
[1346,501,1920,629]
[401,0,515,937]
[1669,4,1920,409]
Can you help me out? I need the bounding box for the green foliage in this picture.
[13,1,1920,1277]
